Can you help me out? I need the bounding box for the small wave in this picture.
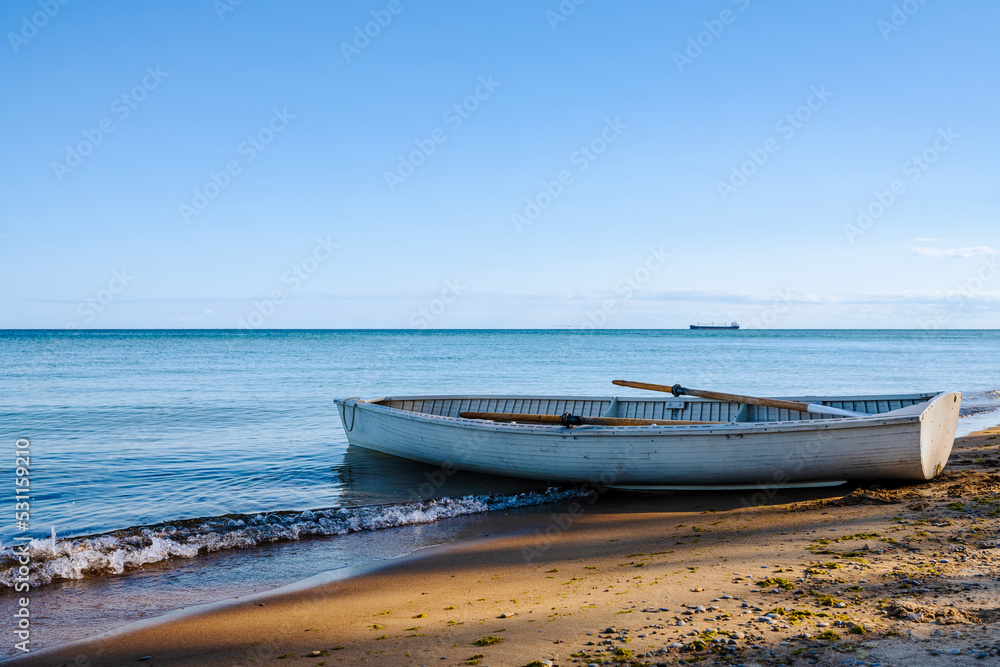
[959,389,1000,417]
[0,488,583,588]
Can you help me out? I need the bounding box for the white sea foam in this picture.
[959,389,1000,417]
[956,389,1000,437]
[0,489,583,588]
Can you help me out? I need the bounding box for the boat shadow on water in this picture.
[334,442,923,515]
[333,444,555,505]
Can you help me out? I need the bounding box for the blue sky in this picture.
[2,0,998,328]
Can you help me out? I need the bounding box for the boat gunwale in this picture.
[337,392,945,435]
[358,391,940,404]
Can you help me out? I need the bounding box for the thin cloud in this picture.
[14,287,1000,312]
[912,237,941,242]
[909,246,997,258]
[596,289,1000,306]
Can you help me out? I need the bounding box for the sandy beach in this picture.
[14,428,1000,667]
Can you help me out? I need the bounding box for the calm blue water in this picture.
[2,329,999,544]
[1,329,1000,656]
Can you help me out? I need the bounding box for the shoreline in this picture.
[10,428,1000,667]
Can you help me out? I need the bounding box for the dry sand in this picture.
[15,428,1000,667]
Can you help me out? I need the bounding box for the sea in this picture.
[2,329,999,658]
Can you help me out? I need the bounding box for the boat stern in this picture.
[919,391,962,479]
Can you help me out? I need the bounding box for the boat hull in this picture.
[335,392,960,485]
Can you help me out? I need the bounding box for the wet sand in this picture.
[13,428,1000,667]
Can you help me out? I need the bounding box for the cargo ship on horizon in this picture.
[689,322,740,330]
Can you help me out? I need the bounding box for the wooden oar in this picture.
[459,411,722,426]
[611,380,867,418]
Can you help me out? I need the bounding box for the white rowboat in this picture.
[334,391,961,487]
